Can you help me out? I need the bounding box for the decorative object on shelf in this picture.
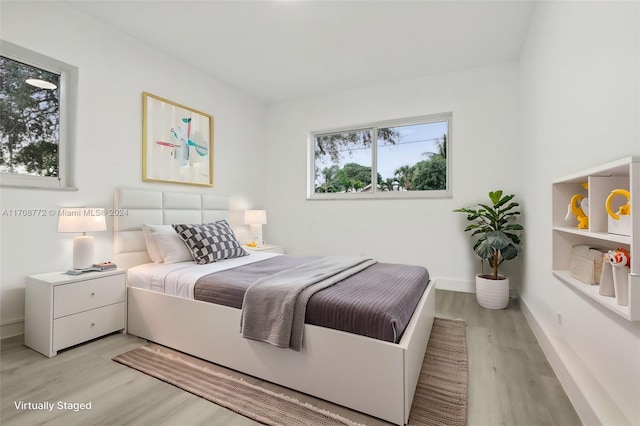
[142,92,214,187]
[603,248,631,306]
[569,245,604,285]
[605,247,630,268]
[244,209,267,248]
[564,183,589,229]
[598,260,615,297]
[606,189,631,237]
[58,208,107,270]
[453,190,523,309]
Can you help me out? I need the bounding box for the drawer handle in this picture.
[90,322,96,327]
[90,292,96,296]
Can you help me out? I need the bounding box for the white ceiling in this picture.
[67,0,536,104]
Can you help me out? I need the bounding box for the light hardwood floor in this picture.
[0,290,581,426]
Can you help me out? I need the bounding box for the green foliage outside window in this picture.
[0,55,60,177]
[313,121,448,195]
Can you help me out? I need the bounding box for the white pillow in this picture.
[141,224,163,263]
[144,224,193,263]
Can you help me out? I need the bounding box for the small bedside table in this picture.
[25,269,126,357]
[243,244,285,254]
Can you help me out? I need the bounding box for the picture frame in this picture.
[142,92,214,187]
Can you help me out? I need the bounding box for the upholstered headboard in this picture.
[113,187,230,269]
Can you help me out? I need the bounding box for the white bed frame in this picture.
[114,187,436,425]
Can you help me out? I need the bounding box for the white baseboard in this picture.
[519,298,630,426]
[1,318,24,340]
[434,277,475,293]
[434,277,520,299]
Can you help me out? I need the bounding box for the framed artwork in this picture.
[142,92,214,187]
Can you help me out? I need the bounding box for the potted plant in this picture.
[453,190,523,309]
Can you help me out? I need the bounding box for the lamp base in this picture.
[73,235,94,270]
[249,224,264,248]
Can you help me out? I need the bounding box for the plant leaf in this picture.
[487,230,510,249]
[499,201,519,213]
[494,194,514,209]
[471,228,490,237]
[478,204,499,223]
[500,244,518,260]
[504,232,521,244]
[489,190,503,205]
[474,239,494,259]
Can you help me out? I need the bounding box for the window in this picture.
[0,41,77,189]
[309,113,451,199]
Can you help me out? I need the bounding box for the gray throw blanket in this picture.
[240,256,377,350]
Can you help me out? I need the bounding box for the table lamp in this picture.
[244,210,267,247]
[58,208,107,269]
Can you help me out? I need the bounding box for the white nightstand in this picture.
[25,269,126,357]
[243,244,285,254]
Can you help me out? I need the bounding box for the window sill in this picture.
[307,190,452,201]
[1,184,78,192]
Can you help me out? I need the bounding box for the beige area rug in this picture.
[113,318,467,426]
[408,318,468,426]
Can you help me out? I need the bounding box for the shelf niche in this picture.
[552,156,639,321]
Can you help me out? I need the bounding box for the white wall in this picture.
[520,1,640,423]
[264,62,522,291]
[0,1,267,337]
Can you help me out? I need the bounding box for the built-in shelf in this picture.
[552,157,639,321]
[552,226,632,245]
[552,270,632,320]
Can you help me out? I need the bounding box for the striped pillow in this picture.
[172,221,247,264]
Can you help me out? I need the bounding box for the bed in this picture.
[114,187,436,425]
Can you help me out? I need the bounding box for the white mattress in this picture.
[127,251,280,299]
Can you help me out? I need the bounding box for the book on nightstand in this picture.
[65,262,118,275]
[92,262,117,271]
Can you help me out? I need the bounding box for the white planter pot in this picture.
[476,275,510,309]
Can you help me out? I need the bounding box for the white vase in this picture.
[476,275,510,309]
[599,262,615,297]
[613,266,630,306]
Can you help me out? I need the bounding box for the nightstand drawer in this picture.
[53,303,125,351]
[54,274,125,318]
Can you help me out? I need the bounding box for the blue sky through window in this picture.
[314,120,447,185]
[378,121,447,180]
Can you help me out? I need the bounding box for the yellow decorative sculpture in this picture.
[606,189,631,220]
[565,193,589,229]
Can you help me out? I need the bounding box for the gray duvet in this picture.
[241,256,377,350]
[194,255,429,345]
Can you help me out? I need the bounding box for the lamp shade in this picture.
[244,210,267,225]
[58,208,107,233]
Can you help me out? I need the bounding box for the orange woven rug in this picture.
[113,317,467,425]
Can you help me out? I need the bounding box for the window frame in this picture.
[307,112,452,200]
[0,41,78,190]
